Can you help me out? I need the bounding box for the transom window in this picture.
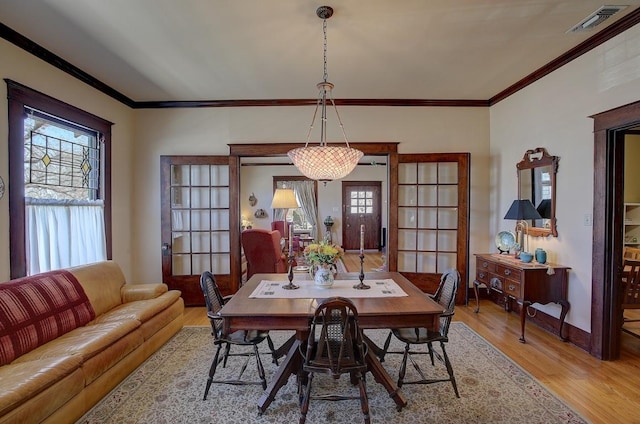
[25,109,100,201]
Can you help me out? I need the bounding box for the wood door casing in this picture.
[342,181,381,251]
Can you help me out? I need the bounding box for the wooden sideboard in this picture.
[473,253,570,343]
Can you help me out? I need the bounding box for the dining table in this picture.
[219,271,445,414]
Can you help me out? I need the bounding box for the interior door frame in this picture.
[229,142,399,286]
[591,99,640,360]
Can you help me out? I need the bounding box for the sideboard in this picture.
[473,253,571,343]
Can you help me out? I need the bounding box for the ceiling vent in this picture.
[567,5,628,33]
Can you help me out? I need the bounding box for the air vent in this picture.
[567,5,628,33]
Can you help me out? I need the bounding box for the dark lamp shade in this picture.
[503,199,542,221]
[536,199,552,219]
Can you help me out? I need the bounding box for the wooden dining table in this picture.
[219,271,444,414]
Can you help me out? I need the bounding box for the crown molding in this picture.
[2,7,639,109]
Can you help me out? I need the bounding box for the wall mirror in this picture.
[517,147,559,237]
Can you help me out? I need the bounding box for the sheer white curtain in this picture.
[25,198,106,275]
[289,180,319,239]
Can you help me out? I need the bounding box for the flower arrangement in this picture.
[304,240,344,266]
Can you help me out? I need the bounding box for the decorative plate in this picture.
[495,231,516,253]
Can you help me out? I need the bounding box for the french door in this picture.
[160,156,238,305]
[390,153,470,304]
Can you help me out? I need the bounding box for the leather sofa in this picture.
[0,261,184,424]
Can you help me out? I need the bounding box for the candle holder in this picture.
[282,252,299,290]
[353,253,370,290]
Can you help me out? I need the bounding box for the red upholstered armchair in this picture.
[241,229,288,279]
[271,220,300,255]
[271,220,286,235]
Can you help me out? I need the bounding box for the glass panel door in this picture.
[161,156,232,305]
[394,154,469,304]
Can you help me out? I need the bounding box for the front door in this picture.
[342,181,382,251]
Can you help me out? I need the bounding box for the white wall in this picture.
[490,25,640,332]
[0,39,135,281]
[132,107,490,283]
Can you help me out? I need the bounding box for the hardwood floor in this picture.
[340,250,385,272]
[184,253,640,423]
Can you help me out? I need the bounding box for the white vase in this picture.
[313,264,334,288]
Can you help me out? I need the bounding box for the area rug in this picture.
[77,323,588,424]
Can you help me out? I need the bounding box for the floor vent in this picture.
[567,5,628,33]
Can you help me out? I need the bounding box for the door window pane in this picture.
[438,163,458,184]
[438,186,458,206]
[418,163,437,184]
[399,163,417,184]
[398,208,417,228]
[417,230,437,251]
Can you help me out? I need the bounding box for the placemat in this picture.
[249,278,408,299]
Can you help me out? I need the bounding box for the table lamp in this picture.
[504,199,542,254]
[271,188,300,241]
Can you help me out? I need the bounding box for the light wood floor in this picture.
[185,252,640,423]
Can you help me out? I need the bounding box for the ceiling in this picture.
[1,0,640,104]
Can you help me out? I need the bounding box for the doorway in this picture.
[591,100,640,360]
[342,181,382,251]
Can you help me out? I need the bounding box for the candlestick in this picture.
[289,224,293,252]
[353,251,370,290]
[282,250,299,290]
[360,224,365,254]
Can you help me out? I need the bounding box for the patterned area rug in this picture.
[77,323,588,424]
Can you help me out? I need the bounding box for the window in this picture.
[273,177,318,236]
[7,80,112,278]
[349,190,374,214]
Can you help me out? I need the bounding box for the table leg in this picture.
[558,300,570,342]
[473,280,481,313]
[362,334,408,411]
[258,338,302,415]
[273,334,296,359]
[519,300,530,343]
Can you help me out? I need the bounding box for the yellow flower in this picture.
[304,241,343,265]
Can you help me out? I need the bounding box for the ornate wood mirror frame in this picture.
[517,147,559,237]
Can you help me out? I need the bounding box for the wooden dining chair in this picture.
[199,271,277,400]
[298,297,370,424]
[622,260,640,336]
[379,269,461,398]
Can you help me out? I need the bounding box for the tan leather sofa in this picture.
[0,261,184,424]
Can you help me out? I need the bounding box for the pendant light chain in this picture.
[323,18,328,83]
[287,5,363,182]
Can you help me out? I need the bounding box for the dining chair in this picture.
[298,297,370,424]
[379,269,461,398]
[622,259,640,337]
[199,271,278,400]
